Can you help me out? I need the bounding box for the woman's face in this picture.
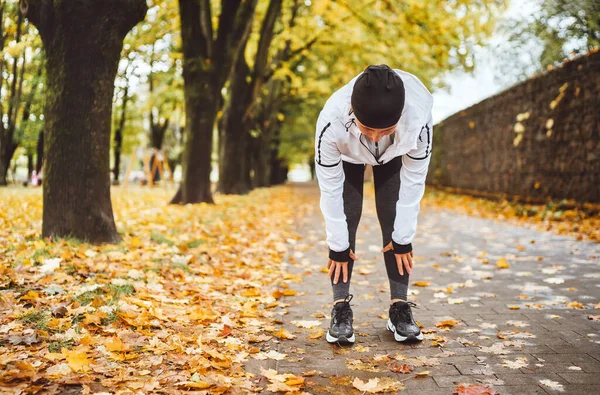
[355,117,397,143]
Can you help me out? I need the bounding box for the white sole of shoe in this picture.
[387,318,424,342]
[326,330,355,344]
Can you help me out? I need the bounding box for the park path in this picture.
[245,182,600,395]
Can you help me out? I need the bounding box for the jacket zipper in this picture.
[359,134,383,165]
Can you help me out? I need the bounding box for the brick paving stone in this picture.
[496,373,569,387]
[493,386,547,395]
[557,372,600,384]
[432,374,491,388]
[245,183,600,394]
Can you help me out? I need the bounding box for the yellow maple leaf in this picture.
[272,328,296,340]
[63,349,91,372]
[308,328,324,339]
[105,336,128,352]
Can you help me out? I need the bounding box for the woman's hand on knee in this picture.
[327,249,357,284]
[382,242,414,275]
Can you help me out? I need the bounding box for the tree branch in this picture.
[199,0,213,58]
[251,0,283,92]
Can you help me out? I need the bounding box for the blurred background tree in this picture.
[0,0,43,185]
[495,0,599,85]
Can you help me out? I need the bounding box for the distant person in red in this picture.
[314,65,433,344]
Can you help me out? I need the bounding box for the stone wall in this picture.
[428,50,600,203]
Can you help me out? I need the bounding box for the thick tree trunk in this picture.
[218,44,252,195]
[171,0,257,204]
[177,74,217,203]
[21,0,147,243]
[252,133,271,188]
[269,128,287,185]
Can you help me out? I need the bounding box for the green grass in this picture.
[73,284,135,306]
[74,288,105,306]
[107,284,135,301]
[32,248,50,262]
[101,311,120,326]
[61,236,84,246]
[150,232,175,246]
[186,239,206,248]
[21,310,49,330]
[48,339,75,353]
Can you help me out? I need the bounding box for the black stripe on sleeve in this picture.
[406,124,431,160]
[316,122,341,167]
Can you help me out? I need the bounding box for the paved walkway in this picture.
[246,183,600,394]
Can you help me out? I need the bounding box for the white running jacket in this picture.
[315,68,434,259]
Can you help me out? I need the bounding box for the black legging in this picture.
[330,156,409,301]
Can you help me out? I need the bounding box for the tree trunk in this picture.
[269,127,287,185]
[21,0,147,243]
[0,9,23,186]
[36,130,43,173]
[171,0,257,204]
[176,73,218,203]
[112,127,123,185]
[27,152,33,180]
[112,85,128,185]
[218,42,252,195]
[252,133,271,188]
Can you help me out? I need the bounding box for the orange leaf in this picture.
[413,281,431,287]
[435,319,461,329]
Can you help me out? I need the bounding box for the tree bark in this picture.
[218,40,252,194]
[171,0,257,204]
[27,152,34,180]
[112,84,128,185]
[36,129,43,173]
[21,0,147,243]
[0,8,23,186]
[217,0,282,195]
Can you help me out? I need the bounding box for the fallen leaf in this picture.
[496,258,510,269]
[539,379,564,392]
[272,328,296,340]
[435,319,461,329]
[63,349,91,373]
[564,301,584,309]
[388,361,413,373]
[413,281,431,287]
[105,336,128,352]
[352,377,404,393]
[308,328,324,339]
[291,320,321,329]
[452,383,500,395]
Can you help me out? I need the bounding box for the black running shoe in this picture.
[326,294,355,344]
[387,301,423,342]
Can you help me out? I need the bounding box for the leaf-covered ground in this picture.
[421,188,600,243]
[0,186,312,393]
[1,184,599,394]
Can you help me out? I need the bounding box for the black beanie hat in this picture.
[351,64,405,129]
